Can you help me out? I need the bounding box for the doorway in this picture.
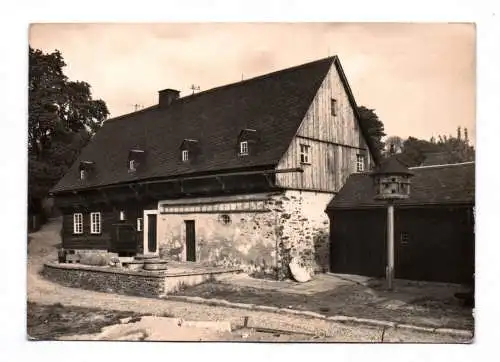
[147,214,157,253]
[185,220,196,262]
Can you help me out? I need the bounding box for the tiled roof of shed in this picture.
[51,56,377,194]
[327,161,475,209]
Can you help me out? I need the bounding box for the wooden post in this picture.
[387,203,395,290]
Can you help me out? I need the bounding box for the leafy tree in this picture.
[28,47,109,215]
[357,106,386,159]
[394,126,475,167]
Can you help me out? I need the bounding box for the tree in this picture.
[384,135,404,155]
[28,47,109,216]
[357,106,386,159]
[394,126,475,167]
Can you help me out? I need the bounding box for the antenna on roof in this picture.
[241,73,244,81]
[128,103,144,112]
[190,84,201,95]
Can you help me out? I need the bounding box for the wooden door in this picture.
[147,214,157,253]
[185,220,196,262]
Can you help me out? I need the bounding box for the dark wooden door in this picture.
[185,220,196,262]
[147,214,157,253]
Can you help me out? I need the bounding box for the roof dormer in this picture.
[237,128,259,157]
[179,139,200,163]
[128,148,146,173]
[79,160,95,181]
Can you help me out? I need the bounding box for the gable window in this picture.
[137,218,143,232]
[73,213,83,234]
[356,154,365,172]
[90,212,101,234]
[240,141,249,156]
[331,98,338,117]
[300,144,311,164]
[80,170,86,180]
[182,149,189,162]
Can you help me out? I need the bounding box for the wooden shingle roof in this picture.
[51,56,376,194]
[327,162,475,209]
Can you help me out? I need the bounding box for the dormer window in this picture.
[129,159,137,172]
[128,148,145,173]
[240,141,249,156]
[180,139,199,163]
[79,160,95,181]
[237,128,259,157]
[182,149,189,162]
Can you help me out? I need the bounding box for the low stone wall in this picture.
[42,262,241,298]
[42,262,167,297]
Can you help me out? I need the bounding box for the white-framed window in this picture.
[356,154,365,172]
[331,98,338,117]
[240,141,249,155]
[73,213,83,234]
[182,149,189,162]
[90,212,101,234]
[80,169,86,180]
[137,218,143,232]
[300,144,311,164]
[129,159,136,172]
[119,211,126,221]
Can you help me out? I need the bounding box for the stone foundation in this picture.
[42,261,241,297]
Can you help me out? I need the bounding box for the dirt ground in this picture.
[173,280,473,330]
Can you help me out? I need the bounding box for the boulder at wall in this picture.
[289,258,313,283]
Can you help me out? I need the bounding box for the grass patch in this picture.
[27,302,144,340]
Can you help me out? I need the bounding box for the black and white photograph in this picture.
[23,21,479,344]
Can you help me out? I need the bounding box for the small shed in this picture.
[326,161,475,284]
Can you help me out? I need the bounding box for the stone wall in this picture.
[271,190,332,279]
[42,262,166,297]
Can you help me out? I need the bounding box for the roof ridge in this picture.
[104,56,336,123]
[171,56,336,102]
[410,161,475,170]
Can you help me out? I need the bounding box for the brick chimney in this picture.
[158,88,180,107]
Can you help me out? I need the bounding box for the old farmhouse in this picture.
[327,161,475,284]
[50,56,378,279]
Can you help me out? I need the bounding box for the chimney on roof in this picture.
[158,88,180,107]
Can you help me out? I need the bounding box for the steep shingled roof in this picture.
[51,56,377,194]
[327,162,475,209]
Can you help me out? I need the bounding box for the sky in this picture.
[29,22,476,144]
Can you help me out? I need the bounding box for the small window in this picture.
[300,144,311,164]
[182,149,189,162]
[90,212,101,234]
[401,232,409,245]
[73,213,83,234]
[219,214,231,225]
[356,154,365,172]
[129,159,136,172]
[240,141,249,156]
[137,218,143,232]
[80,169,86,180]
[119,211,126,221]
[331,98,338,117]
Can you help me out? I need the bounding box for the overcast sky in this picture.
[29,22,475,144]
